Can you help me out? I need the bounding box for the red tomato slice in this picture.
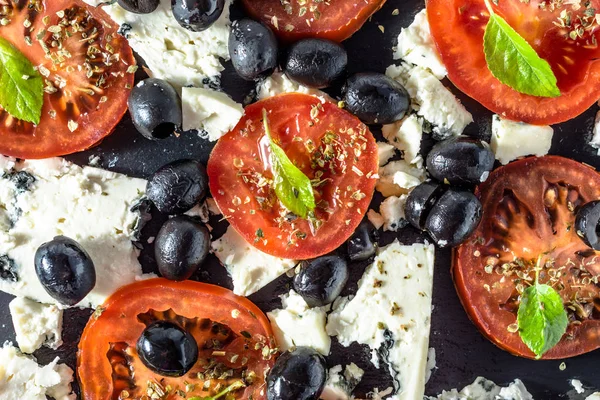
[242,0,386,42]
[0,0,134,158]
[207,93,378,260]
[454,156,600,359]
[427,0,600,125]
[78,279,276,400]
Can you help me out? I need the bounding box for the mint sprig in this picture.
[483,0,561,98]
[0,38,44,124]
[262,109,316,219]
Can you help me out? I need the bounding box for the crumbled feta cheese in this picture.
[425,347,437,383]
[589,110,600,155]
[257,72,322,100]
[571,379,585,394]
[268,290,331,356]
[376,159,426,198]
[9,297,63,354]
[182,87,244,142]
[320,363,365,400]
[428,377,533,400]
[378,142,397,167]
[379,195,408,232]
[394,10,447,79]
[587,393,600,400]
[211,226,297,296]
[382,114,423,164]
[491,115,554,165]
[367,210,385,230]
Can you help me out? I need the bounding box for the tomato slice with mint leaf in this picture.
[207,93,379,260]
[427,0,600,125]
[78,279,276,400]
[0,0,135,159]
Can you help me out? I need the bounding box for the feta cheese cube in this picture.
[9,297,63,354]
[376,159,426,197]
[587,393,600,400]
[491,115,554,165]
[320,363,364,400]
[382,114,423,164]
[377,142,397,167]
[380,195,408,232]
[430,377,533,400]
[257,72,327,100]
[590,110,600,155]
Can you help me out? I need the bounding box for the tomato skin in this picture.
[78,278,276,400]
[426,0,600,125]
[454,156,600,359]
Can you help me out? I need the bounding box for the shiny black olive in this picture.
[34,236,96,306]
[267,347,327,400]
[343,72,410,124]
[117,0,160,14]
[285,38,347,89]
[155,216,210,281]
[405,182,446,230]
[347,219,379,262]
[128,78,181,140]
[137,321,198,377]
[426,137,495,186]
[576,201,600,250]
[171,0,224,32]
[229,19,278,81]
[293,255,348,308]
[147,160,208,214]
[425,189,482,248]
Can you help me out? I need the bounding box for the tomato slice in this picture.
[242,0,386,42]
[454,156,600,359]
[78,279,276,400]
[427,0,600,125]
[0,0,134,159]
[207,93,378,260]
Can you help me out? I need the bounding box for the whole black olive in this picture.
[117,0,160,14]
[285,38,347,89]
[343,72,410,124]
[34,236,96,306]
[576,201,600,250]
[405,182,446,230]
[426,137,495,186]
[172,0,224,32]
[267,347,327,400]
[293,255,348,308]
[425,189,482,248]
[229,19,278,81]
[128,78,181,140]
[146,160,208,215]
[155,216,210,281]
[347,219,379,262]
[137,321,198,377]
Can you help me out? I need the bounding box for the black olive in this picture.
[171,0,224,32]
[229,19,278,81]
[117,0,160,14]
[347,219,379,262]
[155,216,210,281]
[343,72,410,124]
[137,321,198,377]
[576,201,600,250]
[405,182,446,230]
[425,189,482,248]
[147,160,208,215]
[284,38,347,89]
[128,78,181,140]
[267,347,327,400]
[426,137,495,186]
[293,255,348,308]
[34,236,96,306]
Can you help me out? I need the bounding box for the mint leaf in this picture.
[483,11,560,98]
[0,38,44,124]
[262,109,316,219]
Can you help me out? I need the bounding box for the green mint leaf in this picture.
[263,109,316,219]
[0,37,44,124]
[517,282,568,358]
[483,12,561,98]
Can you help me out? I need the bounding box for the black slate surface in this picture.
[1,0,600,399]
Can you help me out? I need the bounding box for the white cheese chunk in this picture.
[0,157,149,308]
[181,87,244,141]
[267,290,331,356]
[211,226,297,296]
[428,377,533,400]
[386,63,473,138]
[394,10,447,79]
[382,114,423,164]
[491,115,554,165]
[377,142,397,167]
[257,72,325,100]
[9,297,63,354]
[320,363,365,400]
[587,393,600,400]
[367,210,385,230]
[327,240,435,400]
[571,379,585,394]
[376,159,426,198]
[589,111,600,155]
[0,343,75,400]
[425,347,437,383]
[379,195,408,232]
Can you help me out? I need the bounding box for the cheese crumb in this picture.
[491,115,553,165]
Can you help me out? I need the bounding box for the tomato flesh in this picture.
[454,156,600,359]
[242,0,386,42]
[78,279,276,400]
[427,0,600,125]
[0,0,134,158]
[208,93,378,260]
